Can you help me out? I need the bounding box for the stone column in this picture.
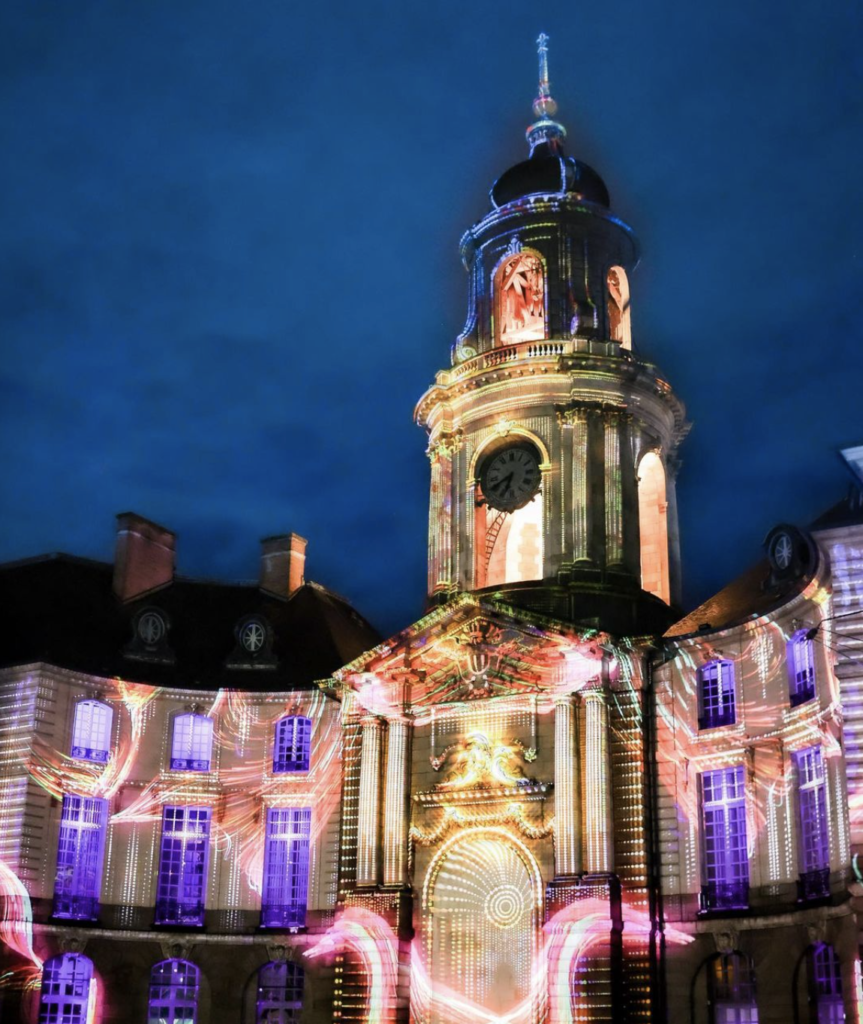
[554,695,582,876]
[382,715,411,887]
[356,714,384,886]
[619,415,640,578]
[604,412,624,569]
[571,411,590,563]
[583,689,612,873]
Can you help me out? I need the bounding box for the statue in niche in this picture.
[496,251,545,344]
[607,266,632,349]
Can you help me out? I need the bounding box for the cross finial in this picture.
[533,32,557,119]
[526,32,566,154]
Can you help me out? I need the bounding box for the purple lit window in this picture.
[256,960,304,1023]
[170,713,213,772]
[147,959,199,1024]
[53,794,107,921]
[155,805,211,926]
[38,953,94,1024]
[709,952,759,1024]
[700,766,749,910]
[71,699,113,763]
[788,630,817,706]
[795,746,831,900]
[698,660,736,730]
[273,716,311,773]
[261,807,311,929]
[810,943,844,1024]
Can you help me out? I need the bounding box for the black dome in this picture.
[491,142,610,209]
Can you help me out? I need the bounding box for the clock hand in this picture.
[494,473,514,493]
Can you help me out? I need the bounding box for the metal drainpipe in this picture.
[645,647,669,1023]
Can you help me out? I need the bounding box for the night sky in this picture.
[2,1,861,638]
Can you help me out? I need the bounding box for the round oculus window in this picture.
[771,532,794,570]
[137,610,166,645]
[240,619,266,654]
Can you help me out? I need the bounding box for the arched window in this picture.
[171,713,213,772]
[637,452,670,604]
[53,793,108,920]
[809,944,844,1024]
[607,266,632,349]
[71,699,114,763]
[494,250,545,345]
[147,959,200,1024]
[698,660,736,730]
[38,953,94,1024]
[256,960,304,1023]
[273,716,312,773]
[708,952,758,1023]
[788,629,817,706]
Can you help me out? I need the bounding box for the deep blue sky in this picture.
[2,1,861,637]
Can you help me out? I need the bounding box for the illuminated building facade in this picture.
[1,34,862,1024]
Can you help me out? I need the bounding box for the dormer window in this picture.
[697,660,736,730]
[273,716,312,774]
[171,713,214,772]
[71,699,113,763]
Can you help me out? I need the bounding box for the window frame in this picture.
[794,746,831,900]
[699,765,750,911]
[256,960,304,1023]
[788,629,817,707]
[53,793,108,921]
[260,806,312,929]
[155,804,212,926]
[70,699,114,764]
[698,659,737,730]
[273,716,312,774]
[170,712,214,772]
[147,958,200,1024]
[38,953,94,1024]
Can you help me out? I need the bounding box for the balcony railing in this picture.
[260,903,307,929]
[154,898,205,927]
[797,867,830,901]
[698,710,736,731]
[52,895,99,921]
[699,882,749,912]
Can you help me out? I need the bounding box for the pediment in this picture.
[324,594,609,717]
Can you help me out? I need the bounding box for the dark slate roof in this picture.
[490,141,610,209]
[810,487,863,530]
[665,559,812,640]
[0,554,381,690]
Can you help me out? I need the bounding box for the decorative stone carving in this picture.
[713,929,739,954]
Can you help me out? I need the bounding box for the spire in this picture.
[526,33,567,155]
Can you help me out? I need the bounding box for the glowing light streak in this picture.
[0,859,43,987]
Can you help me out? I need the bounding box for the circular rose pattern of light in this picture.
[484,883,526,930]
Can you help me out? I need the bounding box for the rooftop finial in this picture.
[534,33,557,118]
[527,33,566,155]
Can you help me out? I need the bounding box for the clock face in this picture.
[481,446,541,511]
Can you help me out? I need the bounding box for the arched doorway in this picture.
[423,828,542,1024]
[637,451,670,604]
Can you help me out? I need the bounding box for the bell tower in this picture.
[416,35,688,634]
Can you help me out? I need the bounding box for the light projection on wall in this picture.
[494,250,545,345]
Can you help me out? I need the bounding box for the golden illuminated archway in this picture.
[494,250,546,345]
[637,451,670,603]
[422,827,543,1024]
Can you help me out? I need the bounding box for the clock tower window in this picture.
[637,451,670,604]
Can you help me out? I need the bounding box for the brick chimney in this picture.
[260,533,307,598]
[113,512,176,602]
